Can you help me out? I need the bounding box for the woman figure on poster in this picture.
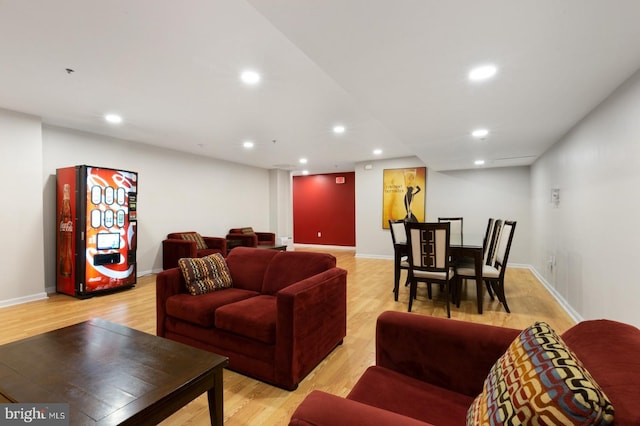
[404,184,421,222]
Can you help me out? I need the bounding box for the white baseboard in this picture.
[293,244,356,251]
[355,253,393,260]
[527,265,583,323]
[0,292,48,308]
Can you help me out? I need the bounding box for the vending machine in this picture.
[56,165,138,298]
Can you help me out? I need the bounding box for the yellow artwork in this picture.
[382,167,426,228]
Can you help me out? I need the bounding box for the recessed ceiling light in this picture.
[240,70,261,85]
[243,141,254,149]
[299,158,308,164]
[333,125,345,134]
[474,160,485,166]
[302,170,309,175]
[472,128,489,139]
[373,149,382,155]
[468,64,497,82]
[104,114,122,124]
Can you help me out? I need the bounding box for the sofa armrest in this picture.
[156,267,187,337]
[289,391,432,426]
[162,239,197,269]
[202,236,227,256]
[276,267,347,389]
[376,311,520,397]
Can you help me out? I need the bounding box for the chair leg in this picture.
[485,280,495,300]
[408,280,416,312]
[393,255,401,301]
[427,282,432,299]
[494,280,510,313]
[445,283,451,318]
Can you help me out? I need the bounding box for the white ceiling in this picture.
[2,0,640,174]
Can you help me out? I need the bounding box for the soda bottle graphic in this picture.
[59,184,73,277]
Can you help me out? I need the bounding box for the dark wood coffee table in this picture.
[0,318,228,425]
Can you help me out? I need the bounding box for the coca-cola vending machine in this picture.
[56,165,138,298]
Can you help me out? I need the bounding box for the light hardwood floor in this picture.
[0,249,574,425]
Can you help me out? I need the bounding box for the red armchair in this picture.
[290,311,640,425]
[162,231,227,270]
[226,227,276,249]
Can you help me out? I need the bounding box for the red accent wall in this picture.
[293,172,355,246]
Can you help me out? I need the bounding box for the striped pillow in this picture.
[467,321,614,425]
[178,254,232,295]
[180,232,207,250]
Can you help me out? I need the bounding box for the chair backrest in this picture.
[388,219,407,245]
[405,222,451,273]
[438,217,463,245]
[486,219,503,266]
[493,220,516,277]
[482,218,496,264]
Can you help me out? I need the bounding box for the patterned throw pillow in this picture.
[180,232,207,250]
[240,227,255,235]
[178,254,232,295]
[467,321,614,425]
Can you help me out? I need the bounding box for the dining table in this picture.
[450,243,484,314]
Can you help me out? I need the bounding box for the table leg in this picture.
[207,369,224,426]
[474,251,483,314]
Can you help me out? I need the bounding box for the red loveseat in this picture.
[156,247,347,390]
[290,311,640,425]
[162,231,227,269]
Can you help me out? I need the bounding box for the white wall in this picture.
[41,125,271,291]
[355,156,531,264]
[0,108,46,305]
[269,168,293,239]
[531,69,640,328]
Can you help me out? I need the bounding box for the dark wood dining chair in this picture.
[388,219,409,301]
[405,221,456,317]
[455,220,516,313]
[438,217,463,246]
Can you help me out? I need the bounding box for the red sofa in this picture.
[226,227,276,249]
[162,231,227,269]
[290,311,640,425]
[156,247,347,390]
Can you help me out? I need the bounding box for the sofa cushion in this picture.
[225,247,279,292]
[178,253,232,295]
[179,232,207,250]
[165,288,259,327]
[262,251,336,295]
[467,321,614,425]
[348,366,473,425]
[215,295,277,344]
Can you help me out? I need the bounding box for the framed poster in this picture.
[382,167,426,228]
